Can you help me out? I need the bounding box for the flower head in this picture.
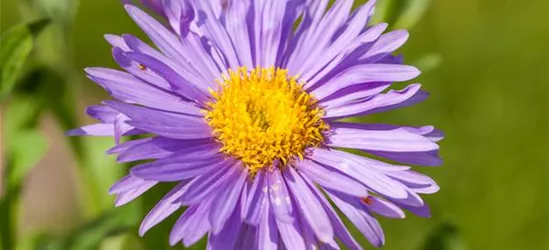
[70,0,443,249]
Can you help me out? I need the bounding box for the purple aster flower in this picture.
[69,0,443,248]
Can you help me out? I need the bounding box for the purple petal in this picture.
[123,51,208,102]
[117,137,215,163]
[364,196,405,219]
[318,82,391,109]
[222,0,253,68]
[104,34,130,50]
[66,123,114,136]
[170,200,212,246]
[176,161,240,205]
[326,190,385,247]
[283,167,334,243]
[139,181,189,236]
[296,159,369,198]
[209,164,247,234]
[328,123,439,152]
[245,170,269,225]
[323,84,428,120]
[385,170,439,189]
[309,64,420,100]
[86,105,118,123]
[310,148,409,199]
[86,67,203,115]
[104,100,213,140]
[276,215,306,250]
[109,174,156,194]
[114,181,156,206]
[267,169,294,223]
[302,172,362,249]
[258,205,279,250]
[130,148,225,182]
[112,47,172,90]
[163,0,193,37]
[207,200,243,250]
[360,30,409,63]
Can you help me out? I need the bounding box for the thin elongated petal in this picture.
[267,170,294,223]
[326,190,385,247]
[245,171,269,225]
[139,181,189,236]
[258,205,279,250]
[66,124,115,136]
[209,164,247,234]
[310,148,409,199]
[310,64,420,100]
[324,84,428,119]
[130,150,224,181]
[117,138,214,163]
[104,100,213,139]
[296,159,369,198]
[207,200,243,250]
[328,124,439,152]
[284,167,334,243]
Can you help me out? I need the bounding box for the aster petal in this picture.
[109,174,157,194]
[244,170,269,225]
[104,34,130,50]
[139,181,189,236]
[302,172,362,249]
[209,163,247,234]
[113,114,133,144]
[296,159,369,198]
[370,150,443,166]
[288,0,353,75]
[284,167,334,243]
[323,84,429,120]
[365,197,405,219]
[177,160,240,205]
[309,148,409,199]
[258,205,279,250]
[309,64,420,100]
[193,1,240,68]
[360,30,409,63]
[139,0,165,16]
[305,22,389,86]
[169,200,212,246]
[104,100,212,140]
[207,200,243,250]
[163,0,193,37]
[326,190,385,247]
[85,67,203,115]
[124,4,193,69]
[121,34,209,91]
[117,138,215,163]
[111,47,172,90]
[221,0,253,68]
[318,82,391,109]
[300,0,376,82]
[114,180,157,207]
[385,170,439,189]
[130,148,225,182]
[276,215,306,250]
[66,124,114,136]
[107,137,151,154]
[399,203,431,218]
[86,105,118,123]
[123,51,208,102]
[328,123,439,152]
[267,169,294,223]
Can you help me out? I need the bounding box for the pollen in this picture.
[204,67,329,174]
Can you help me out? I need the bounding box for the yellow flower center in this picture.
[204,67,329,174]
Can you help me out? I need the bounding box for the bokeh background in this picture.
[1,0,547,249]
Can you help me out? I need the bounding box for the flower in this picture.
[69,0,443,248]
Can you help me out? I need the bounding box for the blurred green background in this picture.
[1,0,547,249]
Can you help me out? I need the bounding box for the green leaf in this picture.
[419,222,469,250]
[0,19,50,101]
[7,130,48,191]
